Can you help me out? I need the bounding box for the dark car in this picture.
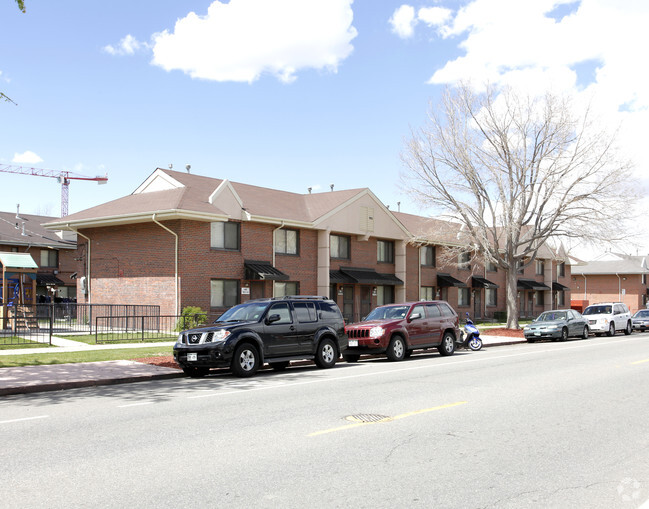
[343,301,460,362]
[632,309,649,332]
[523,309,590,342]
[173,296,347,377]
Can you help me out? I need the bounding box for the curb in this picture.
[0,371,184,397]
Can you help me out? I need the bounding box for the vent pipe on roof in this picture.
[308,187,312,194]
[330,184,334,192]
[186,164,191,173]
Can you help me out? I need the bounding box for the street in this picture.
[1,336,649,508]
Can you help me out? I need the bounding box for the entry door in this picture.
[343,286,354,324]
[360,286,372,321]
[473,290,482,319]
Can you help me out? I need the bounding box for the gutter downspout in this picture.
[272,222,285,298]
[72,227,92,305]
[418,246,422,300]
[582,275,587,301]
[616,273,622,302]
[152,215,179,315]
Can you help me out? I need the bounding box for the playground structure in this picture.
[0,252,39,330]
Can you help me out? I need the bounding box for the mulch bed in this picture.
[134,356,181,369]
[483,327,524,337]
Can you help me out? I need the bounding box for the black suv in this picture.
[173,296,347,377]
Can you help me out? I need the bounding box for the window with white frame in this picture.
[420,245,436,267]
[377,240,394,263]
[210,221,240,250]
[275,229,298,255]
[536,260,545,275]
[40,249,58,268]
[486,260,498,272]
[458,252,471,270]
[486,288,497,306]
[376,285,394,306]
[274,281,299,297]
[420,286,435,301]
[330,234,350,259]
[458,287,471,306]
[210,280,238,308]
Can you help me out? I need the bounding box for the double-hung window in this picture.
[377,240,394,263]
[210,280,238,308]
[420,246,436,267]
[211,221,240,250]
[330,234,350,259]
[275,229,298,255]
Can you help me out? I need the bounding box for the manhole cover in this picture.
[345,414,392,423]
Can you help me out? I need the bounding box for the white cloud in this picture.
[150,0,357,83]
[417,7,452,28]
[12,151,43,164]
[389,5,417,38]
[103,34,150,56]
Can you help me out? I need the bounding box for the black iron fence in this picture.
[0,303,163,346]
[93,314,207,344]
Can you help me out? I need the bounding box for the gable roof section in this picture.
[0,211,76,249]
[572,253,649,275]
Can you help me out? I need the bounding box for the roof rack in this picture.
[270,295,330,301]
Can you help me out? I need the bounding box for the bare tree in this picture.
[401,83,636,328]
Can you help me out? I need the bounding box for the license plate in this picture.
[348,339,358,347]
[187,353,198,362]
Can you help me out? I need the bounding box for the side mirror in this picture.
[409,312,422,321]
[266,314,281,324]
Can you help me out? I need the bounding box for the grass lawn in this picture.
[56,333,177,345]
[0,346,174,368]
[0,338,54,350]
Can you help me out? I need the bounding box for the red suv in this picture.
[343,301,460,362]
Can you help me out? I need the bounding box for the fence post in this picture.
[49,303,54,346]
[141,315,145,342]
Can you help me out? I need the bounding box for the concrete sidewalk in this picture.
[0,334,524,396]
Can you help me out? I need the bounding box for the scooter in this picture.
[458,312,483,351]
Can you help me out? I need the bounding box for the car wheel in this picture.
[624,321,632,335]
[606,322,615,337]
[438,332,455,356]
[182,366,210,378]
[386,336,406,362]
[560,327,568,342]
[527,338,536,343]
[582,325,589,339]
[270,361,290,371]
[315,338,337,368]
[231,342,260,377]
[343,354,360,363]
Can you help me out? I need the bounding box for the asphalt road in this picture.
[2,335,649,508]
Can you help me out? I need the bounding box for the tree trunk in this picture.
[505,268,519,329]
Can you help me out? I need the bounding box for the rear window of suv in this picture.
[294,302,317,322]
[317,301,344,320]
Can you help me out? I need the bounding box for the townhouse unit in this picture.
[0,210,79,320]
[570,252,649,313]
[43,168,571,322]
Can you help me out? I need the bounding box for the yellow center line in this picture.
[307,401,467,437]
[631,359,649,365]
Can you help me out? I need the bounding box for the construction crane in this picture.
[0,164,108,217]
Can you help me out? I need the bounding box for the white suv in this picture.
[582,302,632,336]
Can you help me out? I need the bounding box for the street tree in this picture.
[401,83,636,328]
[2,0,26,104]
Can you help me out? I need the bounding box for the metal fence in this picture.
[0,303,163,346]
[93,314,207,344]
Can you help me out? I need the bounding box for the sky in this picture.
[1,0,648,257]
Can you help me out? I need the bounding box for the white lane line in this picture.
[117,402,155,408]
[187,336,642,400]
[0,415,49,425]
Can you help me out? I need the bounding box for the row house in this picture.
[570,252,649,313]
[43,168,571,322]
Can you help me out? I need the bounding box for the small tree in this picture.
[175,306,207,332]
[402,83,636,328]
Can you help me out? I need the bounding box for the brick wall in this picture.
[570,273,647,313]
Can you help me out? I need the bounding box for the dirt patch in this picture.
[483,327,524,338]
[134,355,181,369]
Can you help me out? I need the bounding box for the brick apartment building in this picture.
[43,168,571,322]
[0,210,79,318]
[570,252,649,313]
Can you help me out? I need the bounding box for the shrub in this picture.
[175,306,207,332]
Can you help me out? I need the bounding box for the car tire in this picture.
[606,322,615,337]
[182,366,210,378]
[315,338,337,369]
[582,325,589,339]
[270,361,290,371]
[624,321,632,335]
[343,354,360,363]
[386,336,406,362]
[231,342,260,377]
[560,327,569,342]
[438,332,455,356]
[527,338,536,343]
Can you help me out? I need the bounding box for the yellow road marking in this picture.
[631,359,649,365]
[307,401,467,437]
